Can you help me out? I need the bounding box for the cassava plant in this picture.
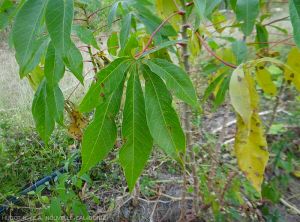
[3,0,300,220]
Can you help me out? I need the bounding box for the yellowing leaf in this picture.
[66,102,88,141]
[285,47,300,91]
[230,66,269,193]
[235,113,269,193]
[229,66,252,125]
[292,170,300,178]
[255,66,277,96]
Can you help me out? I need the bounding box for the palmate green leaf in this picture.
[236,0,259,36]
[145,59,199,110]
[143,65,185,163]
[79,82,124,175]
[120,65,153,192]
[12,0,48,77]
[44,42,65,87]
[120,13,132,49]
[32,79,64,142]
[289,0,300,48]
[79,57,132,112]
[73,25,99,50]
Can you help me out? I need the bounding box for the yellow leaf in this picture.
[65,101,88,141]
[292,170,300,178]
[285,47,300,91]
[231,66,269,193]
[235,113,269,193]
[229,65,252,126]
[255,65,277,96]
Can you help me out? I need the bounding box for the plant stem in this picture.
[195,32,237,69]
[179,1,200,218]
[135,11,181,58]
[83,8,98,74]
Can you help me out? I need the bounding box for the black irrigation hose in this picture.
[0,166,66,214]
[0,154,80,215]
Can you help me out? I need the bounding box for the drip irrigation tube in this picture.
[0,166,66,214]
[0,154,80,215]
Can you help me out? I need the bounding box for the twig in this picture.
[135,11,181,58]
[264,16,289,26]
[150,187,161,222]
[280,198,300,215]
[87,4,112,20]
[195,32,237,69]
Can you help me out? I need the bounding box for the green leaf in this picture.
[119,34,139,57]
[145,59,199,110]
[32,80,55,143]
[108,1,120,27]
[44,42,65,87]
[236,0,259,36]
[289,0,300,48]
[73,25,99,49]
[232,40,248,65]
[120,65,153,192]
[45,0,83,82]
[255,24,269,49]
[213,75,230,109]
[12,0,48,77]
[134,4,176,37]
[194,0,221,18]
[120,13,132,49]
[79,82,124,175]
[46,83,64,125]
[64,41,84,83]
[108,32,119,56]
[22,36,49,77]
[79,58,132,112]
[45,0,73,58]
[203,72,227,101]
[143,65,185,163]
